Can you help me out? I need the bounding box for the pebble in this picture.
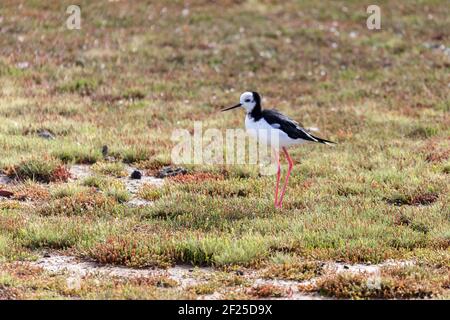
[156,166,187,178]
[130,170,142,180]
[0,190,14,198]
[17,61,29,69]
[37,129,55,140]
[102,145,109,157]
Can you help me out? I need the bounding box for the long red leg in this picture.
[277,147,294,208]
[273,149,281,208]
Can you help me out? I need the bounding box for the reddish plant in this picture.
[50,165,72,182]
[248,284,285,298]
[169,172,224,184]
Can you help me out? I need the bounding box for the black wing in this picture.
[262,109,335,145]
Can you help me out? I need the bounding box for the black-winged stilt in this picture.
[222,91,335,208]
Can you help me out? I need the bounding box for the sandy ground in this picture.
[31,253,414,300]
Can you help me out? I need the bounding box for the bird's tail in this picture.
[312,135,337,146]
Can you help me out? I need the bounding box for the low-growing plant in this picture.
[187,282,217,295]
[82,177,130,203]
[37,193,115,216]
[87,236,171,268]
[50,184,93,199]
[136,156,171,171]
[130,276,178,288]
[52,146,102,164]
[307,265,446,299]
[92,162,127,178]
[104,182,131,203]
[82,176,106,189]
[6,157,70,183]
[137,184,162,201]
[248,284,285,298]
[122,88,146,101]
[122,148,151,164]
[11,181,50,201]
[263,260,323,281]
[57,78,99,96]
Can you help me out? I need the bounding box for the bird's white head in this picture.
[239,91,257,112]
[222,91,261,113]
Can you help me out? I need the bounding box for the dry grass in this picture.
[5,158,71,183]
[263,259,324,281]
[249,284,286,298]
[304,265,449,299]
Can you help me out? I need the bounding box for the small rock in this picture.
[0,174,12,185]
[37,129,55,140]
[17,61,29,69]
[102,145,109,157]
[75,57,85,67]
[156,166,187,178]
[424,42,442,50]
[182,8,189,17]
[431,33,444,41]
[0,190,14,198]
[130,170,142,180]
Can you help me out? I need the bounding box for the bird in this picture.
[222,91,335,208]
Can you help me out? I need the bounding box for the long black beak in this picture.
[221,103,241,112]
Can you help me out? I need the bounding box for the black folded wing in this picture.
[262,109,319,142]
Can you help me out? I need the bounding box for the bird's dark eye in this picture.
[245,99,251,103]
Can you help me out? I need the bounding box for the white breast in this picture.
[244,115,305,149]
